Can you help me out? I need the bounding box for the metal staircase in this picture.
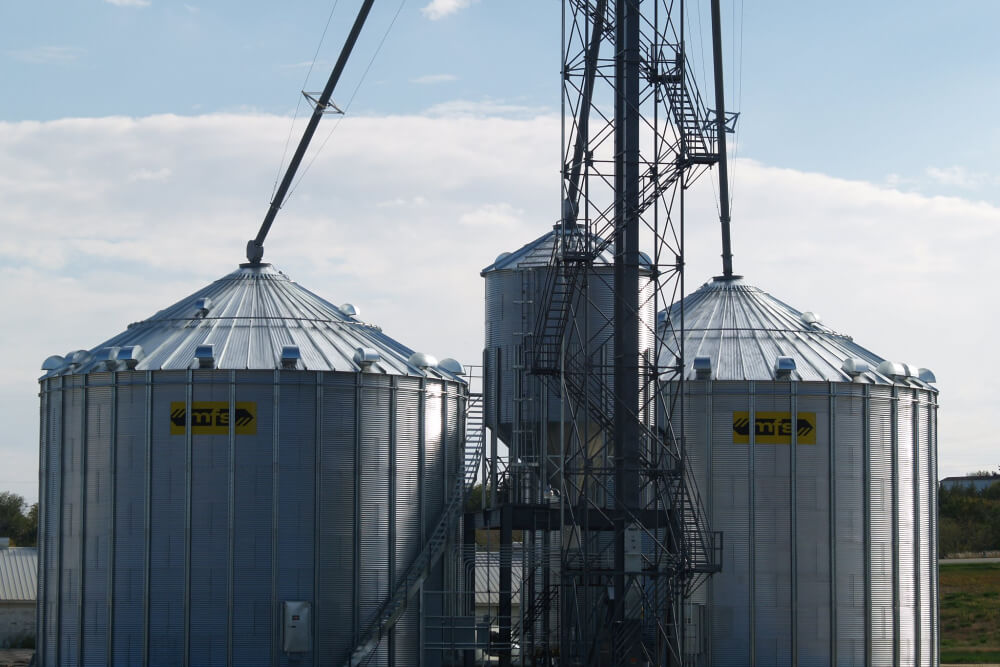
[343,387,486,667]
[509,583,558,649]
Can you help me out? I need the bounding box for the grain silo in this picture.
[663,276,939,666]
[481,224,655,502]
[36,262,466,667]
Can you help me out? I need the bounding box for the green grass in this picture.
[940,562,1000,663]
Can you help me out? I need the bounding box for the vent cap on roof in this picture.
[195,297,212,318]
[280,345,301,369]
[774,356,796,379]
[800,311,821,326]
[41,355,65,371]
[340,303,359,317]
[408,352,438,369]
[841,357,871,377]
[94,347,120,371]
[693,356,712,380]
[194,344,215,369]
[438,358,465,376]
[918,367,937,383]
[353,347,381,371]
[117,345,144,370]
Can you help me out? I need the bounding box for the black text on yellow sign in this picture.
[170,402,257,436]
[732,411,816,445]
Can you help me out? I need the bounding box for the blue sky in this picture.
[5,0,1000,193]
[2,0,999,501]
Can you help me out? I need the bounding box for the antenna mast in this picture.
[246,0,375,265]
[711,0,735,278]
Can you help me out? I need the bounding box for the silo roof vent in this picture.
[41,355,65,371]
[94,347,120,371]
[841,357,871,378]
[117,345,144,370]
[774,356,796,379]
[194,344,215,369]
[800,311,821,326]
[280,345,301,369]
[340,303,359,318]
[65,350,92,370]
[693,356,712,380]
[408,352,438,370]
[918,367,936,383]
[877,360,911,381]
[353,347,381,371]
[438,358,465,376]
[194,297,212,318]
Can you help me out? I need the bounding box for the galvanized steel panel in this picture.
[83,383,112,666]
[317,374,357,665]
[277,374,316,667]
[148,373,186,666]
[111,378,147,666]
[40,353,463,667]
[189,377,230,667]
[834,390,865,666]
[897,392,916,664]
[232,374,274,667]
[868,388,894,666]
[59,379,84,667]
[359,377,390,667]
[678,378,937,666]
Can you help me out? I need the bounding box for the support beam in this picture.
[711,0,735,278]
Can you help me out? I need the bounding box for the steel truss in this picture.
[476,1,725,665]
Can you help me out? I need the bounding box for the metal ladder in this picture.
[343,388,486,666]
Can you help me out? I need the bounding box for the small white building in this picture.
[0,538,37,647]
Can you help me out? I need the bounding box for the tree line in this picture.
[0,491,37,547]
[938,482,1000,556]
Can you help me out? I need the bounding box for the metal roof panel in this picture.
[41,264,462,381]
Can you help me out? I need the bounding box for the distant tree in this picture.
[0,491,37,547]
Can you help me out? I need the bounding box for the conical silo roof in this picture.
[663,276,935,387]
[41,263,460,379]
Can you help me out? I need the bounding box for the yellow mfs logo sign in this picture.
[170,402,257,436]
[732,411,816,445]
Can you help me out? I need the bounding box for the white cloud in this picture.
[925,165,992,189]
[8,46,84,64]
[127,167,172,182]
[421,0,477,20]
[459,202,524,227]
[425,98,552,118]
[411,73,458,85]
[1,110,998,502]
[104,0,151,6]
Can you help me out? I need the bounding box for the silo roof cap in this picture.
[40,263,463,381]
[481,226,653,275]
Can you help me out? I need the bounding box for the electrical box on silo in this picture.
[282,601,312,653]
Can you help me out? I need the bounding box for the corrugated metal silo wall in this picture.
[37,369,464,667]
[678,380,939,667]
[484,265,654,440]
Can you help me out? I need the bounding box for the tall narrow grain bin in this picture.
[481,225,654,502]
[37,263,466,667]
[663,276,939,666]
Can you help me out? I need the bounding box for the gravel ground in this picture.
[0,649,32,667]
